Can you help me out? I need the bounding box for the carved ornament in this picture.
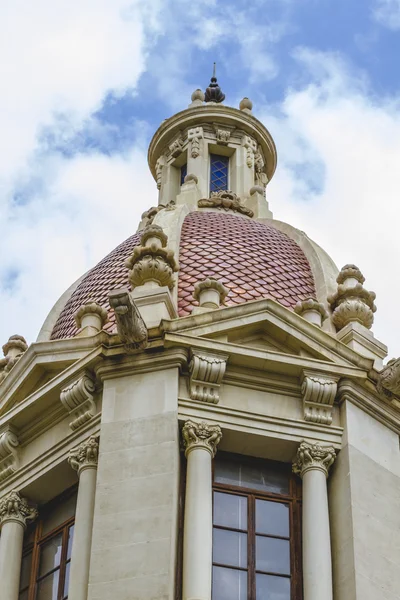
[254,146,268,187]
[242,135,257,168]
[169,134,184,158]
[193,277,229,308]
[377,358,400,402]
[60,372,97,431]
[0,426,20,482]
[328,265,376,331]
[125,224,178,290]
[188,126,204,158]
[294,299,327,320]
[301,372,339,425]
[74,302,108,330]
[141,201,176,226]
[292,441,336,478]
[189,350,229,403]
[182,420,222,457]
[109,289,148,351]
[0,490,38,528]
[0,335,28,384]
[155,155,166,190]
[68,435,99,476]
[198,191,254,217]
[213,124,233,145]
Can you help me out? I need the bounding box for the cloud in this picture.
[373,0,400,29]
[261,48,400,355]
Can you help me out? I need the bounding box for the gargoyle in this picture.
[376,358,400,401]
[109,288,148,351]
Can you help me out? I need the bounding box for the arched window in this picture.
[212,454,302,600]
[210,154,229,193]
[18,487,77,600]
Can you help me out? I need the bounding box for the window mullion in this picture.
[248,494,255,600]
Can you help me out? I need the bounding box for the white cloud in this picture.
[373,0,400,29]
[262,49,400,356]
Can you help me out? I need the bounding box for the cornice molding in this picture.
[95,347,188,381]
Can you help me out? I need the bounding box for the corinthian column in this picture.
[68,435,99,600]
[0,490,37,600]
[293,441,336,600]
[182,420,222,600]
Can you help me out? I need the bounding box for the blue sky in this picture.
[1,0,400,356]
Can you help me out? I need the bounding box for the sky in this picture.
[1,0,400,358]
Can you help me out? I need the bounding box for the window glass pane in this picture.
[180,163,187,185]
[256,500,289,538]
[213,492,247,530]
[63,561,71,598]
[212,566,247,600]
[42,492,77,535]
[39,534,63,577]
[214,458,289,494]
[210,154,229,193]
[36,570,60,600]
[256,573,290,599]
[213,529,247,568]
[19,551,32,590]
[67,525,74,560]
[256,537,290,576]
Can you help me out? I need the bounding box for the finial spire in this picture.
[205,63,225,103]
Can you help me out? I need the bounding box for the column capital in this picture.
[292,440,336,478]
[0,490,38,529]
[68,435,99,476]
[182,420,222,458]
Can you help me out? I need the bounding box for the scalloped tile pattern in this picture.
[178,211,316,316]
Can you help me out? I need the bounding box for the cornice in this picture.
[95,347,189,381]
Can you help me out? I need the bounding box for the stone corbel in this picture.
[213,123,234,145]
[301,371,339,425]
[0,426,20,482]
[377,357,400,404]
[109,288,148,351]
[60,371,97,431]
[168,133,184,158]
[188,126,204,158]
[189,350,229,403]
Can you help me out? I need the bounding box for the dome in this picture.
[50,211,316,340]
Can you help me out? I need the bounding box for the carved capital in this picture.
[301,372,339,425]
[189,350,229,403]
[61,372,97,431]
[188,126,204,158]
[0,490,37,529]
[293,441,336,478]
[182,420,222,457]
[109,289,148,351]
[0,426,20,482]
[328,265,376,331]
[68,435,99,475]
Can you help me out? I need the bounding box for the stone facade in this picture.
[0,80,399,600]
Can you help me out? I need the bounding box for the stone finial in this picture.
[294,298,328,328]
[182,420,222,457]
[60,371,96,431]
[301,372,339,425]
[0,335,28,384]
[189,89,205,107]
[239,97,253,113]
[68,435,100,476]
[189,350,229,403]
[292,441,336,479]
[204,63,225,103]
[0,490,38,528]
[74,302,108,333]
[377,357,400,402]
[109,288,148,351]
[125,224,178,290]
[198,191,254,217]
[193,277,228,310]
[328,265,376,331]
[0,426,20,482]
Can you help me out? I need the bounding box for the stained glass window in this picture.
[180,163,187,186]
[210,154,229,193]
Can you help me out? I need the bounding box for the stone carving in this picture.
[68,435,100,475]
[328,265,376,331]
[193,277,229,309]
[182,420,222,457]
[155,155,166,190]
[169,134,184,158]
[125,224,178,290]
[377,358,400,401]
[0,490,38,527]
[0,427,20,482]
[294,298,328,328]
[74,301,108,331]
[189,350,229,403]
[183,173,198,185]
[0,335,28,384]
[239,97,253,113]
[188,126,204,158]
[292,441,336,478]
[189,88,205,107]
[60,372,97,431]
[198,191,254,217]
[141,201,176,226]
[242,135,257,168]
[254,146,268,187]
[301,373,339,425]
[214,124,233,145]
[109,289,148,351]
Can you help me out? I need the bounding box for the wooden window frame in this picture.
[20,486,77,600]
[212,452,302,600]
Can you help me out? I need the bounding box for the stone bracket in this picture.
[60,371,97,431]
[301,371,339,425]
[189,350,229,404]
[0,425,20,482]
